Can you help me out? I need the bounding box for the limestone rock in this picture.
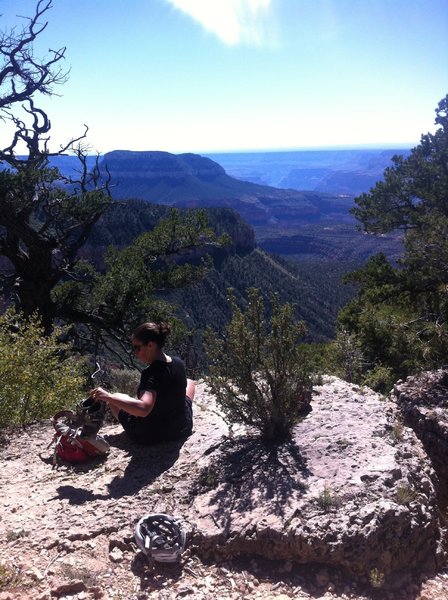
[189,377,440,589]
[393,369,448,484]
[50,579,86,596]
[108,547,123,563]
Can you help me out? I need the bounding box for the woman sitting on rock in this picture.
[91,322,194,444]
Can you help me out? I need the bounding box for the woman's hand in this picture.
[91,387,155,418]
[90,386,111,403]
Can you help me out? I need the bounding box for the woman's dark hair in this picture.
[133,322,171,348]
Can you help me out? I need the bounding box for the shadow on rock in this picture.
[41,452,109,471]
[106,436,187,499]
[192,436,310,518]
[53,485,98,505]
[54,435,188,504]
[130,552,183,594]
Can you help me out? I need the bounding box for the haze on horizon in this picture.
[2,0,447,155]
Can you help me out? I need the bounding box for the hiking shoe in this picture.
[53,410,79,434]
[76,396,106,437]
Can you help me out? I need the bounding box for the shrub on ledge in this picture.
[205,288,312,442]
[0,308,86,427]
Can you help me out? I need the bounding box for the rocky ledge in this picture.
[189,377,441,590]
[0,376,445,599]
[393,369,448,492]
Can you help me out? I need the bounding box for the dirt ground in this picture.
[1,382,448,600]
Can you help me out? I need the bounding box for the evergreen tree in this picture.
[206,288,312,442]
[339,96,448,382]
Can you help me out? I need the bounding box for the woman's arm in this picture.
[91,386,156,418]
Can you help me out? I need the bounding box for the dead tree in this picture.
[0,1,111,331]
[0,1,216,361]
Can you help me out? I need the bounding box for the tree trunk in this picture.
[16,277,55,333]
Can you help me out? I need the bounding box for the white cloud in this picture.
[166,0,273,45]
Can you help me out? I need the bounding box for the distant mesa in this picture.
[102,150,226,181]
[99,150,339,227]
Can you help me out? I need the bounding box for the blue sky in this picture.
[2,0,447,153]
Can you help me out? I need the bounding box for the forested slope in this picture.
[85,200,354,346]
[165,247,354,343]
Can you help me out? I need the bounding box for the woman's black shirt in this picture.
[118,356,192,444]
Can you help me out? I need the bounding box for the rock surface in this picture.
[0,377,447,600]
[189,377,440,587]
[393,369,448,489]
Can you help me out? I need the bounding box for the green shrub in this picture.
[0,308,86,427]
[396,484,417,505]
[334,329,365,383]
[298,342,338,383]
[317,483,341,512]
[362,364,395,394]
[390,421,405,442]
[205,288,312,442]
[369,567,385,589]
[0,561,19,591]
[108,367,141,396]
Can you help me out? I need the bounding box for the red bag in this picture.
[55,434,91,462]
[52,410,110,466]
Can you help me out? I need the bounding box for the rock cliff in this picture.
[103,151,226,181]
[393,369,448,494]
[189,377,441,590]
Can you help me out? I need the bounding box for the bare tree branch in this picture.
[0,0,67,110]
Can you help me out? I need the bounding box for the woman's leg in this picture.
[186,378,195,401]
[183,379,195,437]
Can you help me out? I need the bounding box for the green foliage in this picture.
[295,342,337,383]
[0,308,86,427]
[161,246,357,375]
[0,5,218,360]
[205,288,312,442]
[219,250,341,340]
[390,421,405,442]
[362,365,395,394]
[334,329,365,383]
[317,483,341,512]
[339,268,448,381]
[108,368,140,397]
[259,222,403,263]
[6,528,29,542]
[0,157,112,334]
[306,331,368,387]
[1,162,217,354]
[0,561,20,591]
[339,96,448,382]
[90,200,253,255]
[352,95,448,234]
[51,206,216,357]
[395,484,417,505]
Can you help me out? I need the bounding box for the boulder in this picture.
[189,377,441,589]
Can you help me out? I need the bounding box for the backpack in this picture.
[52,398,110,466]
